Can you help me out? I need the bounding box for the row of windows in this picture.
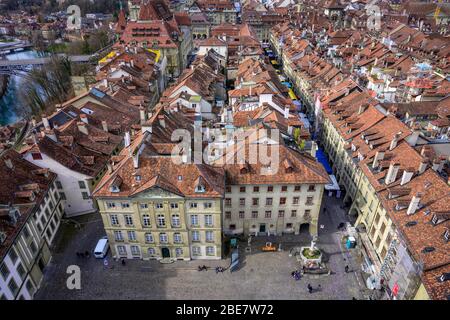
[113,230,216,244]
[115,245,216,257]
[228,223,297,230]
[225,210,311,220]
[225,196,315,206]
[110,214,215,228]
[226,185,316,193]
[106,201,214,210]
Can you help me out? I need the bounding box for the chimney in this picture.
[101,120,109,132]
[132,153,139,169]
[385,161,400,185]
[77,121,89,135]
[45,129,57,142]
[42,114,50,130]
[139,106,146,124]
[418,159,428,174]
[407,193,422,215]
[158,115,165,128]
[389,132,402,150]
[124,131,131,148]
[400,168,414,186]
[107,161,113,174]
[372,149,385,168]
[80,113,89,124]
[432,157,445,172]
[4,158,13,169]
[311,141,317,157]
[284,106,290,119]
[358,104,368,114]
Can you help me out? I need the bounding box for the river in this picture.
[0,50,43,126]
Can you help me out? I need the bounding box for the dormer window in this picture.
[438,272,450,282]
[195,185,206,193]
[444,229,449,242]
[195,176,206,193]
[178,175,183,181]
[109,175,123,193]
[135,175,141,182]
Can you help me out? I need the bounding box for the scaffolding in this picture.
[380,236,422,300]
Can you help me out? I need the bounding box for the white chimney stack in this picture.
[400,168,414,186]
[407,193,422,215]
[284,106,290,119]
[158,115,166,128]
[389,132,402,150]
[80,114,89,124]
[102,120,109,132]
[385,161,400,185]
[77,122,89,135]
[139,106,146,124]
[418,159,428,174]
[4,158,13,169]
[132,153,139,169]
[107,162,113,174]
[372,149,385,168]
[45,129,57,142]
[42,115,50,130]
[124,131,131,148]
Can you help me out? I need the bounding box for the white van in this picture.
[94,236,109,259]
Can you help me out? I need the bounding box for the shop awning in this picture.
[325,175,340,191]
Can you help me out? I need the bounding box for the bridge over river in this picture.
[0,55,93,76]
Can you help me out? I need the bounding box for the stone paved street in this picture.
[35,195,367,300]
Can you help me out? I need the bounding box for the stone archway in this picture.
[299,223,310,234]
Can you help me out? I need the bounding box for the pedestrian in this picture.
[307,284,313,294]
[345,265,349,273]
[121,258,126,266]
[352,297,357,300]
[85,251,90,258]
[80,252,85,258]
[76,252,80,258]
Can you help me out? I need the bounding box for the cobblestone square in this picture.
[36,196,368,300]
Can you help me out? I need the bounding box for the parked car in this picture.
[94,236,109,259]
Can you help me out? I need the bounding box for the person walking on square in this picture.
[307,284,313,294]
[345,265,349,273]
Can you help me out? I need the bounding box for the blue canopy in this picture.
[316,148,333,174]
